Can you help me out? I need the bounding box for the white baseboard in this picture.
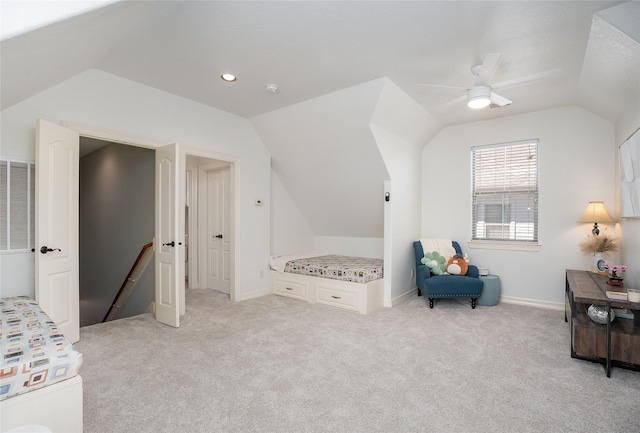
[384,288,419,308]
[233,286,564,312]
[500,296,564,311]
[236,288,271,302]
[145,302,155,314]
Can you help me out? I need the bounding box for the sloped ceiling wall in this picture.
[370,80,442,146]
[0,1,152,110]
[2,1,637,247]
[251,79,390,238]
[579,1,640,122]
[252,78,441,241]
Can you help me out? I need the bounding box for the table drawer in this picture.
[273,279,308,300]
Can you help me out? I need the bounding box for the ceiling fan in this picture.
[419,53,562,110]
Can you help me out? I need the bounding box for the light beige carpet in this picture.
[75,290,640,433]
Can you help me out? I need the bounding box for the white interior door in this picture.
[201,166,230,293]
[35,119,80,343]
[155,143,184,327]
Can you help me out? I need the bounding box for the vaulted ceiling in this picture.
[2,1,639,126]
[2,1,639,241]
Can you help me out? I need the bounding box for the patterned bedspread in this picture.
[0,296,83,401]
[284,255,384,283]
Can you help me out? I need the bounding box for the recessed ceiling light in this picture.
[221,73,237,82]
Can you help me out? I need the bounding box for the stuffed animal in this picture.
[421,251,447,275]
[446,254,469,276]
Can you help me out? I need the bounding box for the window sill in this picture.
[468,240,541,252]
[0,249,34,255]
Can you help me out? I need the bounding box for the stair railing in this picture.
[102,241,154,322]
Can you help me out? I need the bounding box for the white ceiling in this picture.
[2,1,639,127]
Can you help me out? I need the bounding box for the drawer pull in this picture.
[331,295,341,299]
[286,287,294,291]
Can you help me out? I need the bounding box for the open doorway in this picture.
[38,120,238,336]
[185,155,233,295]
[78,138,155,326]
[77,136,238,327]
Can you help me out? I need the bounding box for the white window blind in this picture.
[471,140,538,243]
[0,158,36,252]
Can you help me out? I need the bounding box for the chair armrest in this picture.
[416,264,432,293]
[417,264,432,280]
[467,265,480,278]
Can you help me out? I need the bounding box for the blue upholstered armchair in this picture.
[413,240,483,309]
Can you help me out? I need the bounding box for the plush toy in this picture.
[421,251,447,275]
[446,254,469,276]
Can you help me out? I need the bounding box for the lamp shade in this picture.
[577,201,616,223]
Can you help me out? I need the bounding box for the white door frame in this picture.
[62,121,240,303]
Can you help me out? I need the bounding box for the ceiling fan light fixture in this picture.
[467,85,492,109]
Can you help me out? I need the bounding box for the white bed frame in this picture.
[270,270,384,314]
[1,375,83,433]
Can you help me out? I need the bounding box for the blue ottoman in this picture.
[478,274,501,306]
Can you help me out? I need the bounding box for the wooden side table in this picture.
[565,269,640,377]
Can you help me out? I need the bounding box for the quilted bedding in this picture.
[283,255,384,283]
[0,296,83,401]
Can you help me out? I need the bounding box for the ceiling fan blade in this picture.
[492,68,563,91]
[416,84,468,91]
[434,94,467,111]
[490,92,512,107]
[475,53,502,86]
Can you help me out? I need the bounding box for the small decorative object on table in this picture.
[587,304,615,324]
[578,230,620,274]
[627,288,640,303]
[603,264,628,287]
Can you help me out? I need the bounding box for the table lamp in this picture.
[577,201,616,235]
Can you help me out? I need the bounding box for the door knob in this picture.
[40,246,61,254]
[163,241,175,247]
[215,234,223,239]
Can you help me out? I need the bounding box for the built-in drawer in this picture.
[316,285,359,312]
[273,279,308,301]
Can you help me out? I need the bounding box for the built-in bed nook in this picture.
[1,297,83,433]
[269,251,384,314]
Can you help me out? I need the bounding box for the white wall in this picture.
[371,126,421,302]
[0,69,271,301]
[314,236,384,258]
[370,79,441,303]
[270,171,314,255]
[422,106,615,308]
[251,79,388,239]
[616,109,640,291]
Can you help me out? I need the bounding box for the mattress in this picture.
[0,296,83,401]
[283,254,384,283]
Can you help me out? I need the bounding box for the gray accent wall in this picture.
[79,142,155,326]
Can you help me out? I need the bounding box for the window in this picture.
[471,140,538,243]
[0,158,36,252]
